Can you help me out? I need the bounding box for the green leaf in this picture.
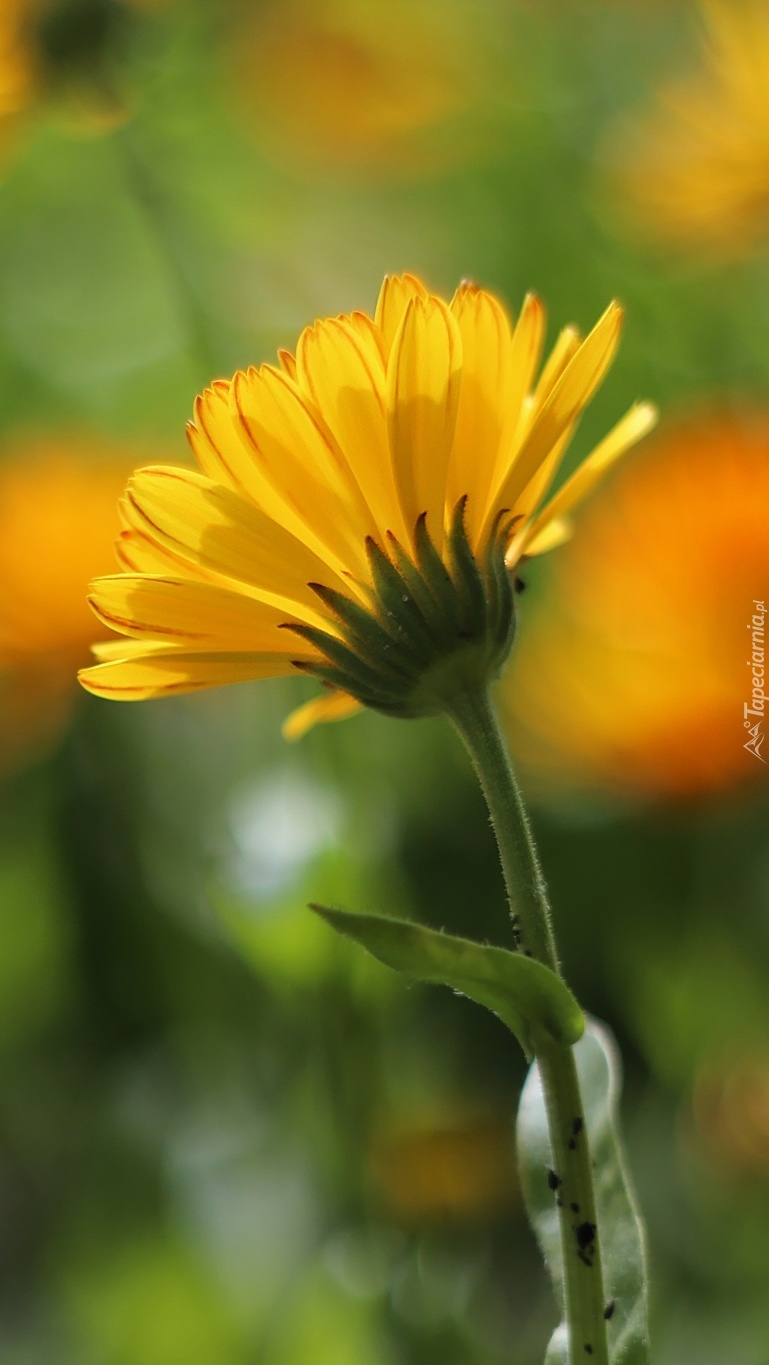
[517,1020,651,1364]
[310,904,584,1057]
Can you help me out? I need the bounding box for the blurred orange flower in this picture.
[503,412,769,804]
[606,1,769,257]
[0,439,151,771]
[233,0,490,178]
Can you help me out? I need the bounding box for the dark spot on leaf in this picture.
[547,1169,561,1191]
[604,1299,616,1321]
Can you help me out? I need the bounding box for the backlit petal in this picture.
[375,273,429,355]
[297,314,409,544]
[282,689,363,740]
[526,401,658,539]
[508,515,573,565]
[79,651,299,701]
[125,465,354,620]
[87,575,314,652]
[387,295,461,548]
[447,283,513,547]
[231,365,374,579]
[488,302,623,526]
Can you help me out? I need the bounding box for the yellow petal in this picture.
[529,324,583,412]
[491,301,563,505]
[282,689,363,740]
[504,292,546,440]
[508,515,573,564]
[79,651,298,701]
[125,465,353,620]
[527,401,658,538]
[188,380,270,507]
[90,637,175,662]
[489,302,623,523]
[278,348,298,380]
[375,273,429,355]
[116,512,219,581]
[231,364,374,580]
[447,283,513,547]
[387,294,462,549]
[87,574,314,652]
[296,314,409,544]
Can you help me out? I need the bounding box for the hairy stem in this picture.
[445,685,609,1365]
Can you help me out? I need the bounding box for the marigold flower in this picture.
[503,412,769,803]
[607,1,769,256]
[79,274,655,738]
[0,440,146,771]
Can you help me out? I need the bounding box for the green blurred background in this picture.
[1,2,769,1362]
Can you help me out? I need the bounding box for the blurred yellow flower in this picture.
[0,0,35,145]
[608,1,769,256]
[233,0,490,177]
[503,412,769,804]
[79,272,654,738]
[0,0,173,155]
[0,439,144,771]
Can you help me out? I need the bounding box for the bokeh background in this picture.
[1,1,769,1362]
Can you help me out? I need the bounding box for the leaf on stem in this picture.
[517,1019,651,1364]
[310,903,584,1056]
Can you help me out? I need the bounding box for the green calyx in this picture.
[285,499,518,719]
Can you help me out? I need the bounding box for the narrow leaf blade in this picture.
[310,904,584,1055]
[517,1019,651,1363]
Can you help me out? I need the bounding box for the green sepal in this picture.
[384,532,447,633]
[414,512,462,625]
[365,536,439,655]
[284,622,408,696]
[484,509,517,649]
[310,904,585,1059]
[446,496,487,629]
[309,581,431,673]
[517,1020,651,1363]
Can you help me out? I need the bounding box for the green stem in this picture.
[445,685,610,1365]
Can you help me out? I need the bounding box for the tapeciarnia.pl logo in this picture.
[744,599,766,763]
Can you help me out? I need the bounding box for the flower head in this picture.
[607,1,769,256]
[503,411,769,804]
[79,274,655,737]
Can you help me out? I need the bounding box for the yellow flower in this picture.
[0,438,142,771]
[79,273,655,738]
[607,1,769,256]
[502,411,769,803]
